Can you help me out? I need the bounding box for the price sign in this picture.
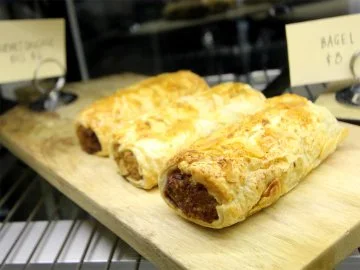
[0,19,65,84]
[286,14,360,86]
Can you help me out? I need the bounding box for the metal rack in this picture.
[0,153,155,270]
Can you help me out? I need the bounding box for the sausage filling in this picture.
[165,169,219,223]
[77,125,101,154]
[116,150,142,181]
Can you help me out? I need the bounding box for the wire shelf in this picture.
[0,151,155,270]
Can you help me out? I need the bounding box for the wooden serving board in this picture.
[1,74,360,270]
[316,92,360,122]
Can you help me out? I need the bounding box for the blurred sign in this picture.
[286,14,360,86]
[0,19,65,84]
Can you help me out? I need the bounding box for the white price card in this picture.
[286,14,360,86]
[0,18,65,84]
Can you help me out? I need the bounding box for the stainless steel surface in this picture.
[0,176,38,233]
[76,221,98,270]
[0,199,44,269]
[0,220,142,270]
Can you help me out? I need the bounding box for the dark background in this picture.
[0,0,353,83]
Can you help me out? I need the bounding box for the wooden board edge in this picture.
[0,133,185,270]
[315,92,360,121]
[304,121,360,269]
[306,220,360,269]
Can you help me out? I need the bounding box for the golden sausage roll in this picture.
[159,94,348,229]
[111,82,265,189]
[76,71,209,156]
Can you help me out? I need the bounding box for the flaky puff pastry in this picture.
[75,71,209,156]
[111,82,265,189]
[159,94,348,229]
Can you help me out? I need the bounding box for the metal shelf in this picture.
[0,151,156,270]
[129,3,271,36]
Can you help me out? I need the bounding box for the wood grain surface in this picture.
[1,74,360,270]
[316,92,360,121]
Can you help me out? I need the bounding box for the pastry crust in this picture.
[159,94,348,229]
[111,82,265,189]
[75,71,209,156]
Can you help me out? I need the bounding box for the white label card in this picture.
[286,14,360,87]
[0,18,66,84]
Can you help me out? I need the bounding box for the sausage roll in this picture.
[159,94,348,229]
[76,71,209,156]
[111,82,265,189]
